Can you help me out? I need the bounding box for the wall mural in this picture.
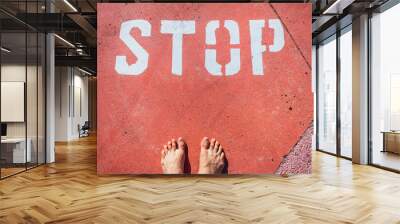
[97,3,313,175]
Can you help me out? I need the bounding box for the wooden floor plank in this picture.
[0,135,400,223]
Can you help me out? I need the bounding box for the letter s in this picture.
[115,20,151,76]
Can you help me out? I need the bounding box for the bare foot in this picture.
[161,138,186,174]
[198,137,226,174]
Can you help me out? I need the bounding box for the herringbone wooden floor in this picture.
[1,135,400,224]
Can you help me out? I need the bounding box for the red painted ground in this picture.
[97,3,312,174]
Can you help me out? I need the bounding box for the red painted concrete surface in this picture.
[97,3,313,174]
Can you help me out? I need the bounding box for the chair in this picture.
[79,121,90,138]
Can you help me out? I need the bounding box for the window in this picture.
[339,27,352,158]
[370,3,400,171]
[317,35,337,154]
[0,1,47,179]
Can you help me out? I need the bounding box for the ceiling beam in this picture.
[67,13,97,47]
[322,0,356,14]
[55,55,96,70]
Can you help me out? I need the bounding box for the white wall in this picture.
[55,67,89,141]
[1,66,26,139]
[1,65,40,137]
[55,67,70,141]
[72,73,89,138]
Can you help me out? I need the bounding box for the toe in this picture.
[171,139,177,150]
[216,145,223,154]
[201,137,210,149]
[178,137,186,151]
[210,138,216,149]
[167,141,172,150]
[214,141,220,151]
[220,152,225,159]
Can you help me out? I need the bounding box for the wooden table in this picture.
[1,138,32,164]
[381,131,400,154]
